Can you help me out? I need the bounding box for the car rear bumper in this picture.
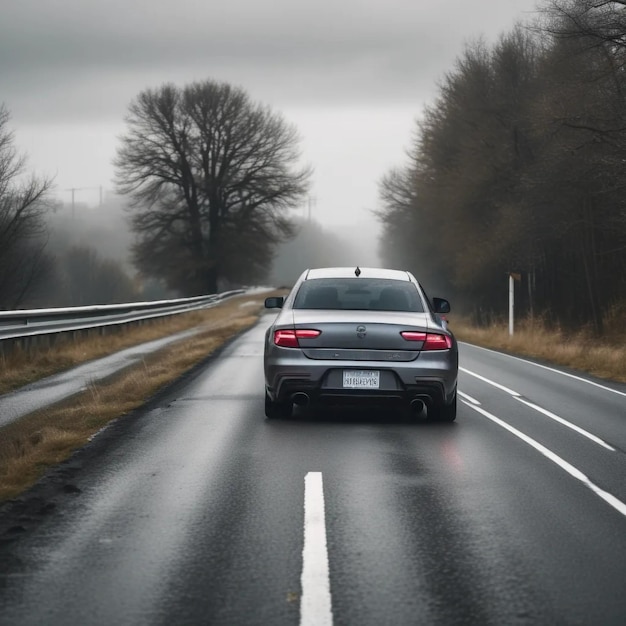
[273,377,451,408]
[265,348,458,409]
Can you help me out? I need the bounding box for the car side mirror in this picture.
[433,297,450,314]
[265,296,285,309]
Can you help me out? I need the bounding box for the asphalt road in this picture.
[0,314,624,625]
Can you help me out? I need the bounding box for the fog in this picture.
[44,196,381,294]
[45,194,134,273]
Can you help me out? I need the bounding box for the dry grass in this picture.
[451,314,626,384]
[0,293,280,502]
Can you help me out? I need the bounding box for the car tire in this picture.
[264,391,292,419]
[430,389,457,422]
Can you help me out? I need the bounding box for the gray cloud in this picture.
[1,0,540,122]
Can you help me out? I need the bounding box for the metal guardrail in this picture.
[0,290,245,342]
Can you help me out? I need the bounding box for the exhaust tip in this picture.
[410,398,425,414]
[292,392,310,406]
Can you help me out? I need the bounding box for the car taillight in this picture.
[424,333,452,350]
[274,329,321,348]
[401,331,452,350]
[400,331,427,342]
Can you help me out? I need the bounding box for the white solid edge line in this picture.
[300,472,333,626]
[460,342,626,398]
[459,366,521,397]
[514,397,616,451]
[458,390,481,405]
[462,400,626,518]
[460,367,616,451]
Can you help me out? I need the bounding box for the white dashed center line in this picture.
[300,471,333,626]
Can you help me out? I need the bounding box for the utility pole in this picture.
[64,186,103,217]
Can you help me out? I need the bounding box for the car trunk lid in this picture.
[289,309,435,360]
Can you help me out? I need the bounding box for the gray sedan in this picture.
[264,267,458,420]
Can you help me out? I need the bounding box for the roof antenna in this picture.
[355,266,361,277]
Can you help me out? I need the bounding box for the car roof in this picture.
[304,267,412,281]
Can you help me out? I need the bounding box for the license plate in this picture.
[343,370,380,389]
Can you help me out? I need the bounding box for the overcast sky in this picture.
[1,0,541,231]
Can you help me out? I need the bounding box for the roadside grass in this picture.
[0,293,278,502]
[451,315,626,384]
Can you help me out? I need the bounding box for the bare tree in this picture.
[115,80,311,295]
[531,1,626,332]
[542,1,626,49]
[0,104,54,309]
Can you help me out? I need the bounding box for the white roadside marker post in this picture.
[509,273,514,336]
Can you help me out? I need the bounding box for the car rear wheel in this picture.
[430,389,457,422]
[264,391,292,419]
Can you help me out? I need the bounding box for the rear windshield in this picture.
[293,278,424,312]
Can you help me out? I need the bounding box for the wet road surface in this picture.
[0,315,624,625]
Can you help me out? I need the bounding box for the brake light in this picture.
[274,329,321,348]
[424,333,452,350]
[401,331,451,350]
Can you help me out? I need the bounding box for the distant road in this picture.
[0,316,624,625]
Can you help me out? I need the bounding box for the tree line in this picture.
[377,0,626,333]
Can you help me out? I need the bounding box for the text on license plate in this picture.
[343,370,380,389]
